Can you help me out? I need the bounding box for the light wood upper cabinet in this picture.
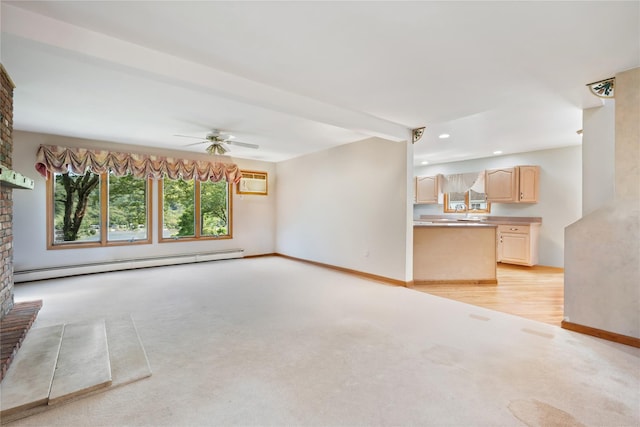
[415,175,440,204]
[518,166,539,202]
[485,167,519,202]
[485,166,539,203]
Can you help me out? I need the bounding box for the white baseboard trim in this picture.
[14,249,244,283]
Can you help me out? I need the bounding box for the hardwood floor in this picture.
[411,263,564,326]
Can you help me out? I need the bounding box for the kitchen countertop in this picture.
[413,220,497,228]
[416,215,541,226]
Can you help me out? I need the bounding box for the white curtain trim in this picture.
[442,171,484,193]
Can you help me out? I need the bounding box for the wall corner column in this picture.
[564,67,640,342]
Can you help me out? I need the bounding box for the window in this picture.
[443,189,491,213]
[108,172,150,242]
[159,178,231,241]
[48,171,151,248]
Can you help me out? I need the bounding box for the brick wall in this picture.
[0,64,15,318]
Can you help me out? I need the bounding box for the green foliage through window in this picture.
[161,178,230,240]
[54,172,101,243]
[108,173,148,241]
[201,181,229,236]
[162,179,195,238]
[51,172,150,246]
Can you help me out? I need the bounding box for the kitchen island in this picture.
[413,221,497,284]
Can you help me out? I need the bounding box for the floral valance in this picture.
[35,145,242,183]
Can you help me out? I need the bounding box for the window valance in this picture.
[441,172,484,194]
[34,145,242,183]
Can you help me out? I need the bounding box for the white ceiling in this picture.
[1,1,638,165]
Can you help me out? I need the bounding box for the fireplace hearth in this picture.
[0,301,42,382]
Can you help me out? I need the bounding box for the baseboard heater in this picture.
[14,249,244,283]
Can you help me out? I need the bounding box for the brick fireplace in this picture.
[1,64,15,319]
[0,64,43,382]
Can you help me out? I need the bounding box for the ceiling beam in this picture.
[2,4,412,143]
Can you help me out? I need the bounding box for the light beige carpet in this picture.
[6,256,639,426]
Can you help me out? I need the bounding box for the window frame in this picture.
[46,171,153,250]
[443,190,491,214]
[157,178,233,242]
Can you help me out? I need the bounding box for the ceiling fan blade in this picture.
[185,141,206,146]
[174,134,205,140]
[227,140,259,149]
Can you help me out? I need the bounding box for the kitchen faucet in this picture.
[455,204,474,219]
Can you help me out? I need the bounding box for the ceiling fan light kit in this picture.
[206,143,228,156]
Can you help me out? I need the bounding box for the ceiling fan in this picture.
[175,130,259,155]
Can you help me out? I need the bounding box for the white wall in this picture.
[276,137,411,282]
[565,67,640,339]
[12,131,277,271]
[413,146,582,267]
[582,101,615,215]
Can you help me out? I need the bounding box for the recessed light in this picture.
[493,150,503,155]
[421,161,429,165]
[438,133,450,139]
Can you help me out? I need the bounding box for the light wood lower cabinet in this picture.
[497,224,540,266]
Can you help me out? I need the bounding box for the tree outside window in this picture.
[53,172,101,243]
[201,180,229,236]
[108,173,149,241]
[49,171,151,248]
[160,178,231,241]
[48,172,230,246]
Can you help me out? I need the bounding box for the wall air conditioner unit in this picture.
[237,170,268,195]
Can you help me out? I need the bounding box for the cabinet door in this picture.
[497,224,539,266]
[518,166,539,203]
[499,233,530,265]
[415,175,439,204]
[485,168,518,202]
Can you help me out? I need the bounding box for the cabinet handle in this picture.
[510,227,518,231]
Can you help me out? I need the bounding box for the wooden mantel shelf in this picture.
[0,165,34,190]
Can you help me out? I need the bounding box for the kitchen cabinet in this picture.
[517,166,539,202]
[485,166,539,203]
[497,223,540,266]
[414,175,440,204]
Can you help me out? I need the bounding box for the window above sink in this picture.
[443,189,491,213]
